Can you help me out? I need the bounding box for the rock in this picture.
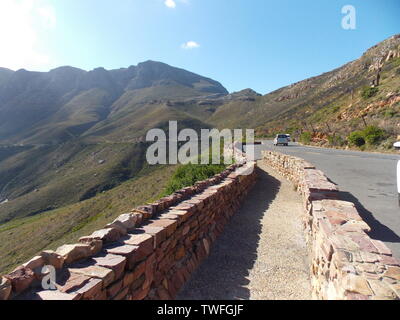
[175,246,185,260]
[40,250,65,269]
[105,221,127,235]
[106,279,123,298]
[55,244,92,264]
[89,228,121,243]
[69,265,115,287]
[123,261,146,287]
[121,233,154,263]
[72,278,103,300]
[0,277,12,300]
[134,205,155,219]
[367,279,397,299]
[113,213,139,231]
[383,266,400,281]
[4,267,35,294]
[105,244,138,257]
[146,219,177,237]
[57,271,91,293]
[203,238,210,255]
[371,240,393,256]
[92,254,126,280]
[345,274,373,296]
[22,256,45,271]
[34,290,81,300]
[78,238,103,255]
[114,286,129,300]
[137,226,166,247]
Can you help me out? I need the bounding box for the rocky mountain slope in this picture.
[210,34,400,147]
[0,60,227,145]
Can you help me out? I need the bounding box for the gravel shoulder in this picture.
[177,161,311,300]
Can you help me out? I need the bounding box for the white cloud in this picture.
[165,0,176,8]
[0,0,56,71]
[181,41,200,49]
[165,0,189,8]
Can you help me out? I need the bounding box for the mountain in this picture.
[0,61,228,145]
[208,34,400,147]
[0,61,231,224]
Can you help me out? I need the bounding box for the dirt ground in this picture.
[177,161,311,300]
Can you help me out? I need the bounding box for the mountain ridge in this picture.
[0,60,228,145]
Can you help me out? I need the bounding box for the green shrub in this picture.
[162,163,226,196]
[348,131,366,147]
[327,135,345,147]
[300,131,312,144]
[363,125,386,145]
[382,138,396,150]
[384,108,397,118]
[361,86,379,99]
[347,125,387,148]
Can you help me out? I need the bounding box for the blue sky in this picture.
[0,0,399,94]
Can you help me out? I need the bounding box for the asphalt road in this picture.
[245,141,400,259]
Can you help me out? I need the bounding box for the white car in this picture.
[274,134,289,146]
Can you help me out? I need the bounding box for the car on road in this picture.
[274,134,289,146]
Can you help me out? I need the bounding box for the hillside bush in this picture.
[361,86,379,99]
[347,125,387,148]
[327,135,345,147]
[162,163,226,196]
[384,108,398,118]
[348,131,366,147]
[299,131,312,144]
[363,125,386,145]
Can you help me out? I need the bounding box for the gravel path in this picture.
[177,161,311,300]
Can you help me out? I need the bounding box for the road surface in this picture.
[246,141,400,259]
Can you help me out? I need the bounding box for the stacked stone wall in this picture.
[1,145,257,300]
[262,150,400,300]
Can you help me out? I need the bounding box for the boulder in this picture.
[4,267,35,294]
[40,250,65,269]
[0,277,12,300]
[112,213,138,231]
[78,238,103,255]
[105,221,127,236]
[22,256,45,271]
[69,265,114,287]
[55,244,92,265]
[88,228,121,243]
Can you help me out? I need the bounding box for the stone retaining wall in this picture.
[0,146,257,300]
[262,150,400,300]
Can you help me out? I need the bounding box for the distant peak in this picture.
[50,66,85,73]
[0,67,14,74]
